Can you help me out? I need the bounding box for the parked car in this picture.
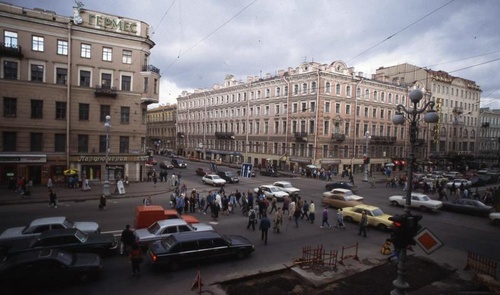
[388,192,443,212]
[195,167,212,177]
[148,231,254,271]
[253,185,289,201]
[442,199,493,217]
[342,204,393,231]
[201,174,226,187]
[0,216,100,248]
[325,182,359,194]
[489,212,500,226]
[171,159,187,168]
[159,161,174,170]
[216,170,240,183]
[134,206,199,229]
[445,179,472,189]
[443,171,463,180]
[322,188,363,202]
[273,181,300,197]
[0,249,102,286]
[469,176,486,187]
[322,194,363,209]
[7,228,118,257]
[134,219,213,249]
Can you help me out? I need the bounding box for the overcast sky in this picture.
[5,0,500,108]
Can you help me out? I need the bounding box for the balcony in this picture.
[142,64,160,75]
[177,132,185,138]
[215,132,235,139]
[294,132,308,142]
[94,85,117,98]
[370,136,396,144]
[0,43,23,58]
[331,133,346,142]
[452,107,463,115]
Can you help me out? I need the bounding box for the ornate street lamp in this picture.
[363,131,371,182]
[391,88,439,294]
[103,115,111,197]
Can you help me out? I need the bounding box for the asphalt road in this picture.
[1,157,498,295]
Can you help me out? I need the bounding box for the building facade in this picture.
[146,104,177,155]
[478,108,500,167]
[376,63,481,170]
[176,61,428,174]
[0,2,160,185]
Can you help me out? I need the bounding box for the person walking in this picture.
[120,224,136,255]
[320,207,331,228]
[259,214,271,245]
[301,200,309,221]
[99,194,107,210]
[129,244,143,275]
[269,196,278,214]
[336,208,346,229]
[273,207,283,233]
[247,207,257,231]
[47,177,53,191]
[308,200,316,224]
[48,188,58,208]
[152,169,158,187]
[358,210,368,237]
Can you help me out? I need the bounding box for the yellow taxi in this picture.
[342,204,394,231]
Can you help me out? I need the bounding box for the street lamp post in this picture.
[391,88,439,294]
[103,115,111,197]
[363,131,371,182]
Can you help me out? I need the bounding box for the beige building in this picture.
[0,2,160,185]
[146,104,177,154]
[376,64,481,169]
[176,61,423,174]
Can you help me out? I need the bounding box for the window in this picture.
[3,61,18,80]
[364,107,369,117]
[276,87,281,97]
[101,73,112,89]
[81,43,91,58]
[122,50,132,64]
[55,102,66,119]
[143,77,149,93]
[56,68,67,85]
[336,83,341,95]
[3,132,16,151]
[31,64,44,82]
[30,133,43,151]
[365,89,370,99]
[372,108,377,118]
[32,36,44,51]
[121,107,130,123]
[100,105,110,122]
[4,31,18,48]
[78,135,89,153]
[119,136,129,153]
[302,83,307,94]
[335,103,340,114]
[99,135,107,153]
[266,89,270,98]
[311,82,317,93]
[54,134,65,152]
[79,103,89,120]
[373,91,378,101]
[310,101,316,112]
[325,82,331,93]
[346,86,351,97]
[121,75,131,91]
[293,84,299,95]
[80,70,91,87]
[31,100,43,118]
[346,104,351,115]
[324,120,330,135]
[57,40,68,55]
[102,47,112,61]
[325,101,331,113]
[3,97,17,117]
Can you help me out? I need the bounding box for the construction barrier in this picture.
[464,251,498,279]
[338,242,360,266]
[296,245,338,271]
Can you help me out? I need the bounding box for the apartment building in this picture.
[147,104,177,154]
[176,61,422,174]
[0,2,160,185]
[478,108,500,167]
[376,63,481,169]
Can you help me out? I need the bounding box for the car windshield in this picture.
[147,222,161,234]
[343,191,353,196]
[371,209,384,217]
[212,175,222,180]
[281,183,292,188]
[74,229,89,243]
[344,196,355,201]
[421,196,430,201]
[63,218,74,229]
[269,187,280,192]
[55,250,74,265]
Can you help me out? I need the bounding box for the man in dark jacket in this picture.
[120,224,136,255]
[259,214,271,245]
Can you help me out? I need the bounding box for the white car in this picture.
[201,174,226,186]
[323,188,364,202]
[446,179,472,189]
[389,193,443,212]
[253,185,289,201]
[272,181,300,197]
[489,212,500,226]
[134,219,213,249]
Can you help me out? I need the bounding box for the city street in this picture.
[0,157,498,294]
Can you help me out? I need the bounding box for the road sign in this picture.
[116,180,126,195]
[414,227,444,255]
[241,163,253,178]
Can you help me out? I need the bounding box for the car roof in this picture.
[274,181,291,184]
[170,230,222,243]
[29,217,67,227]
[260,185,278,189]
[332,188,350,192]
[4,249,60,264]
[155,219,189,227]
[39,228,79,238]
[351,204,379,210]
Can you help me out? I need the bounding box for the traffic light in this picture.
[388,214,406,249]
[405,214,423,246]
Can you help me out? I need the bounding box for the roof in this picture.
[4,249,58,264]
[29,217,67,226]
[351,204,380,210]
[332,188,350,193]
[39,228,79,238]
[155,219,189,227]
[170,231,221,243]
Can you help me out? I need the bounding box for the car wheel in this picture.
[202,180,206,184]
[391,201,399,206]
[213,182,217,187]
[344,216,353,223]
[377,224,388,231]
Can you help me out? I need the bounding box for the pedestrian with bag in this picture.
[247,208,257,231]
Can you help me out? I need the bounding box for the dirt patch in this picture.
[221,256,483,295]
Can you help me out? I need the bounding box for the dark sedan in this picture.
[0,249,102,286]
[325,181,359,194]
[148,231,254,271]
[195,167,212,176]
[442,199,494,217]
[7,228,118,256]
